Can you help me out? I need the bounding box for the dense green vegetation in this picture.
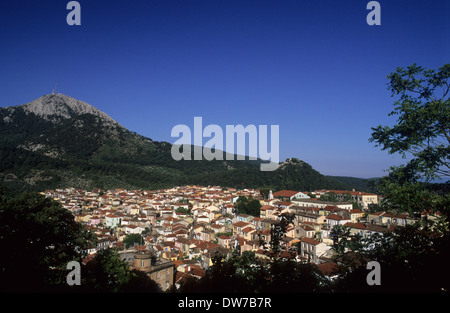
[180,250,327,293]
[369,63,449,217]
[0,192,160,293]
[326,175,378,193]
[0,192,96,292]
[0,97,350,196]
[320,191,361,209]
[370,63,450,182]
[123,234,144,249]
[234,195,261,217]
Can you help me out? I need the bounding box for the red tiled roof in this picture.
[301,225,314,231]
[273,190,300,198]
[344,222,366,230]
[233,221,250,228]
[317,262,340,276]
[326,214,346,220]
[241,227,255,233]
[173,260,184,268]
[301,237,321,245]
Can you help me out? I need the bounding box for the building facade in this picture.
[131,250,175,292]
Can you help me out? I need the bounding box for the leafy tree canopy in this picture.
[0,192,96,292]
[81,248,162,293]
[334,221,450,292]
[123,233,144,249]
[235,195,261,217]
[370,64,450,218]
[370,63,450,182]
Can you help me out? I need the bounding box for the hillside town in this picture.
[43,185,427,292]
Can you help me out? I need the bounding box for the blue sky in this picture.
[0,0,448,178]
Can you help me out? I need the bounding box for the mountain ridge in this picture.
[5,93,122,128]
[0,93,350,195]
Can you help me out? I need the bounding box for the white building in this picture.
[300,237,330,264]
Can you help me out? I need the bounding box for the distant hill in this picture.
[325,175,378,193]
[0,93,350,195]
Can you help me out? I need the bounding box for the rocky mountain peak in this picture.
[17,93,122,128]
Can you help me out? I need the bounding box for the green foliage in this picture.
[320,192,339,202]
[181,250,327,293]
[330,225,363,260]
[334,221,450,292]
[330,225,351,258]
[259,188,271,199]
[369,64,450,218]
[215,232,233,237]
[0,192,96,292]
[123,233,143,249]
[266,259,327,293]
[326,63,450,292]
[234,196,261,217]
[81,248,149,293]
[175,207,192,215]
[0,191,163,293]
[366,202,384,213]
[80,247,160,293]
[123,269,162,293]
[320,192,361,210]
[375,173,442,214]
[347,64,450,292]
[267,213,294,260]
[370,63,450,181]
[326,175,378,193]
